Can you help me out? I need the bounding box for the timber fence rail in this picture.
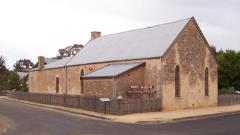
[7,91,162,115]
[218,95,240,106]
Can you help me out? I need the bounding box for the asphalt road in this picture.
[0,98,240,135]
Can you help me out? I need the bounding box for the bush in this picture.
[219,87,237,95]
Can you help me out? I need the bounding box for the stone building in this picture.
[29,17,218,111]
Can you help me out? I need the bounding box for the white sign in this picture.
[117,95,123,100]
[100,98,110,102]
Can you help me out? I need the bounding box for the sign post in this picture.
[99,98,111,115]
[117,96,124,114]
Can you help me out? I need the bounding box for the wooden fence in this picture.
[7,91,162,115]
[0,91,8,96]
[218,95,240,106]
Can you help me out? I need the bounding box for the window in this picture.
[175,65,180,97]
[205,67,209,96]
[56,77,59,93]
[80,69,84,94]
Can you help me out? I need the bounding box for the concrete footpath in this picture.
[1,96,240,124]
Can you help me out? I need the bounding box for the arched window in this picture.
[205,67,209,96]
[80,69,84,94]
[175,65,180,97]
[56,77,59,93]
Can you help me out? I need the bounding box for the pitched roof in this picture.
[67,18,190,66]
[82,62,144,78]
[39,17,191,70]
[44,58,59,64]
[44,56,73,69]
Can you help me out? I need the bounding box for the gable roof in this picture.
[39,17,191,70]
[67,18,191,66]
[82,62,144,78]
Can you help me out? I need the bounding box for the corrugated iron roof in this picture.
[82,62,144,78]
[67,18,190,66]
[44,58,59,64]
[40,18,190,70]
[44,56,73,69]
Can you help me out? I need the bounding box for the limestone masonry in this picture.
[29,17,218,111]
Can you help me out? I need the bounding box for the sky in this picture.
[0,0,239,69]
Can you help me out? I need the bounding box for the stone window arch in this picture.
[175,65,180,97]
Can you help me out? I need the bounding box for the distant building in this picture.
[29,17,218,111]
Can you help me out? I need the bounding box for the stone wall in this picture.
[162,19,218,111]
[29,59,161,97]
[83,79,113,97]
[81,65,144,98]
[66,63,106,95]
[29,68,66,94]
[115,65,145,98]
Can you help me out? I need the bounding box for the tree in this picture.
[13,59,34,72]
[0,56,23,91]
[12,59,33,91]
[0,73,9,90]
[7,71,20,90]
[57,44,83,58]
[0,56,8,90]
[0,55,11,91]
[217,50,240,90]
[0,55,7,73]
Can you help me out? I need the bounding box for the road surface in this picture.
[0,98,240,135]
